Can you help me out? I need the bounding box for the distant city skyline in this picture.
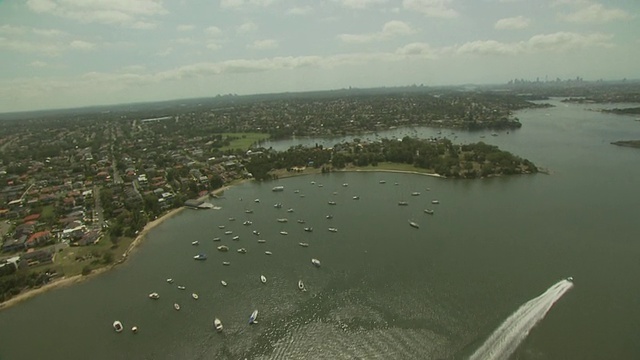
[1,0,638,112]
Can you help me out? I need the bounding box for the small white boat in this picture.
[258,239,266,243]
[272,186,284,192]
[254,198,260,203]
[409,221,420,229]
[294,189,300,193]
[260,275,267,284]
[287,208,294,213]
[277,218,288,223]
[424,209,434,215]
[411,192,420,196]
[243,220,252,226]
[213,237,221,241]
[297,219,305,224]
[217,245,229,252]
[311,258,321,267]
[237,248,247,254]
[177,285,186,290]
[253,230,260,236]
[304,227,313,232]
[274,203,282,208]
[245,209,253,214]
[232,235,240,241]
[148,292,160,299]
[352,196,360,200]
[328,227,338,233]
[192,293,199,300]
[174,303,180,311]
[328,201,336,205]
[222,261,231,266]
[298,280,306,291]
[166,278,174,284]
[379,180,386,184]
[218,225,225,229]
[131,326,138,333]
[113,320,123,333]
[431,200,440,204]
[214,318,223,332]
[398,201,408,206]
[249,309,259,324]
[299,242,309,247]
[228,217,236,221]
[221,280,228,286]
[265,251,272,255]
[567,276,574,282]
[191,241,199,245]
[194,254,207,260]
[342,183,348,187]
[280,231,288,235]
[326,215,333,219]
[224,230,233,235]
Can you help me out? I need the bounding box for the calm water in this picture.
[1,100,639,359]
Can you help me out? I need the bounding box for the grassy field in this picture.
[49,235,134,277]
[219,133,270,151]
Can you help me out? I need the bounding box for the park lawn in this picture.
[219,133,270,151]
[50,235,135,277]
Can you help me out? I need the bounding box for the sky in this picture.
[0,0,638,112]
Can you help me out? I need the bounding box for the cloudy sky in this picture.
[0,0,638,112]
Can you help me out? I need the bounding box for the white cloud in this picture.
[286,6,313,15]
[247,39,279,50]
[220,0,278,9]
[70,40,95,50]
[338,20,416,43]
[32,28,67,37]
[0,37,63,56]
[334,0,388,9]
[558,3,632,24]
[395,42,437,58]
[237,21,258,34]
[494,16,531,30]
[205,26,223,36]
[29,60,49,68]
[454,31,613,56]
[402,0,458,18]
[177,24,195,32]
[26,0,167,29]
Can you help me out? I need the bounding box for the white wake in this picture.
[469,279,574,360]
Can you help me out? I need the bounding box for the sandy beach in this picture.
[0,185,235,311]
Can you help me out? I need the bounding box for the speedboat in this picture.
[304,227,313,232]
[214,318,223,332]
[237,248,247,254]
[232,235,240,241]
[567,276,574,282]
[213,237,221,241]
[174,303,180,311]
[194,254,207,260]
[298,280,306,291]
[217,245,229,252]
[409,221,419,229]
[191,240,199,245]
[299,242,309,247]
[280,231,288,235]
[113,320,123,333]
[277,218,288,223]
[148,292,160,299]
[177,285,186,290]
[192,293,199,300]
[311,258,321,267]
[398,201,408,206]
[328,227,338,232]
[249,309,259,324]
[222,261,231,266]
[424,209,434,215]
[260,275,267,284]
[221,280,228,286]
[265,251,272,255]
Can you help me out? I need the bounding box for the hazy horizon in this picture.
[1,0,638,112]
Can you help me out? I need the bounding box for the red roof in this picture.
[23,213,41,222]
[27,231,50,242]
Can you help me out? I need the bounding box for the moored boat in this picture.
[253,230,260,236]
[328,227,338,232]
[272,186,284,192]
[166,278,174,284]
[265,251,272,255]
[237,248,247,254]
[148,292,160,299]
[298,280,306,291]
[192,293,199,300]
[280,231,288,235]
[299,242,309,247]
[411,192,420,196]
[222,261,231,266]
[113,320,123,333]
[232,235,240,241]
[194,254,207,260]
[191,240,199,245]
[249,309,259,324]
[398,201,408,206]
[277,218,288,223]
[328,201,336,205]
[217,245,229,252]
[431,200,440,204]
[409,221,419,229]
[304,227,313,232]
[214,318,223,332]
[174,303,180,311]
[424,209,434,215]
[260,275,267,284]
[213,237,221,241]
[257,239,266,243]
[224,230,233,235]
[221,280,228,286]
[311,258,321,267]
[177,285,186,290]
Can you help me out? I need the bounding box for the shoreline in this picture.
[0,185,235,311]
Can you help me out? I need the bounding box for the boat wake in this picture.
[469,279,574,360]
